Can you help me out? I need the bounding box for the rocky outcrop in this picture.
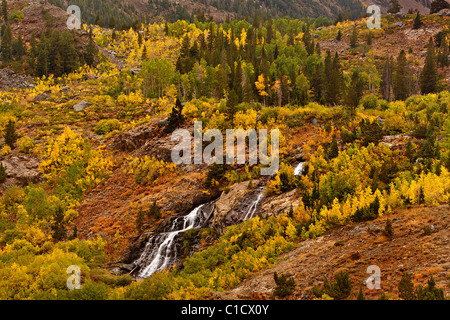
[208,180,266,233]
[0,69,35,91]
[260,189,300,217]
[0,155,44,190]
[436,8,450,16]
[109,123,158,152]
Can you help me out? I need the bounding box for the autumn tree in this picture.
[141,58,175,98]
[255,73,269,106]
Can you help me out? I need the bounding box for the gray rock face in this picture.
[1,155,44,188]
[436,9,450,16]
[0,68,35,91]
[73,100,90,112]
[109,124,157,152]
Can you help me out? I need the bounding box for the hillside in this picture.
[0,1,449,301]
[217,204,450,300]
[46,0,436,24]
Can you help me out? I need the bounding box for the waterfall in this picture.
[294,162,304,176]
[133,204,208,278]
[243,188,264,221]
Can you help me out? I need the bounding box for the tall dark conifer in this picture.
[420,38,439,94]
[393,50,410,100]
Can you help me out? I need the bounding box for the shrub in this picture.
[398,272,415,300]
[323,271,353,300]
[17,136,35,154]
[398,272,446,300]
[0,145,11,156]
[4,119,17,149]
[351,196,380,222]
[361,94,378,109]
[273,272,296,298]
[94,119,122,135]
[128,156,177,185]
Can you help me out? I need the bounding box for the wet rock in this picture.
[260,189,299,218]
[209,180,264,233]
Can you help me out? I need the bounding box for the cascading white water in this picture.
[135,204,206,278]
[243,188,264,221]
[294,162,304,176]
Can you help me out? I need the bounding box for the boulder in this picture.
[33,93,51,102]
[84,73,98,80]
[436,9,450,16]
[109,124,157,152]
[73,100,90,112]
[1,155,44,188]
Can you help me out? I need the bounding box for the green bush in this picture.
[94,119,122,135]
[323,271,353,300]
[17,136,35,154]
[273,272,296,298]
[361,94,378,109]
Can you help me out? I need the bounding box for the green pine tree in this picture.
[412,12,423,30]
[350,27,358,48]
[164,97,185,133]
[1,24,12,62]
[393,50,411,100]
[4,119,17,149]
[1,0,7,24]
[420,38,439,94]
